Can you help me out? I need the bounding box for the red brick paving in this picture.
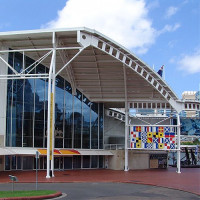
[1,167,199,196]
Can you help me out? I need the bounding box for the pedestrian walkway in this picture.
[1,167,199,196]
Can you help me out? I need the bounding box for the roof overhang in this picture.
[0,148,113,156]
[0,27,180,109]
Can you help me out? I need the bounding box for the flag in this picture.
[157,65,164,77]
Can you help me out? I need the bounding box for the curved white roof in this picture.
[0,27,179,108]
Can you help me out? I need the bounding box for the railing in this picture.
[104,144,125,150]
[105,109,125,122]
[180,135,200,142]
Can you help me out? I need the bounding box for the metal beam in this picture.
[55,47,85,77]
[0,55,18,74]
[57,40,77,95]
[176,114,181,174]
[124,65,129,172]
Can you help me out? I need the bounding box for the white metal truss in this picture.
[77,31,184,113]
[57,41,77,95]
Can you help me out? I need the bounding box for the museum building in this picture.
[0,28,199,177]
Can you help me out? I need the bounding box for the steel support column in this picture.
[46,34,56,178]
[46,70,52,178]
[123,65,129,171]
[51,48,56,177]
[176,114,181,173]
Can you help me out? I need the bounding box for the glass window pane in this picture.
[74,90,82,148]
[99,156,104,168]
[17,156,21,170]
[23,156,33,170]
[34,137,43,148]
[11,156,16,170]
[82,96,90,149]
[64,81,73,148]
[55,138,63,148]
[64,157,72,169]
[91,155,98,168]
[11,116,22,147]
[5,156,10,170]
[73,156,81,169]
[99,104,104,149]
[91,103,98,149]
[55,77,64,148]
[83,156,90,168]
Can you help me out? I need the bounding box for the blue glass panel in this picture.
[55,77,64,148]
[34,120,44,137]
[34,65,45,148]
[91,103,98,149]
[13,79,24,103]
[11,116,22,147]
[14,52,23,73]
[23,119,33,147]
[74,90,82,148]
[64,81,73,148]
[82,96,90,149]
[99,103,103,149]
[6,117,11,146]
[24,79,34,103]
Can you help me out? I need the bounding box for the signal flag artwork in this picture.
[130,126,177,150]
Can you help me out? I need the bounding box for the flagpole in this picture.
[163,65,165,80]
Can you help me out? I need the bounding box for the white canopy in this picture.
[0,27,179,109]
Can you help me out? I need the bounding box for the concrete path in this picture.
[0,182,199,200]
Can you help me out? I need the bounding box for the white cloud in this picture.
[43,0,157,54]
[165,6,178,18]
[178,50,200,74]
[159,23,181,34]
[43,0,181,54]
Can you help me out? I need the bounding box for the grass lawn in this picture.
[0,190,57,198]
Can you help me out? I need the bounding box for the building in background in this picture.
[182,91,200,118]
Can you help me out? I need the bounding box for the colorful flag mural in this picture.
[130,126,176,150]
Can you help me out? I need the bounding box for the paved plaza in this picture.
[0,167,199,199]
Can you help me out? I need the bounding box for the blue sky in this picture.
[0,0,199,98]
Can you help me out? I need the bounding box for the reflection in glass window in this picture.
[91,103,98,149]
[74,90,82,148]
[6,51,104,150]
[99,104,104,149]
[23,156,33,170]
[5,156,10,170]
[91,155,98,168]
[83,155,90,168]
[64,157,72,169]
[73,156,81,169]
[82,96,90,149]
[64,81,73,148]
[55,77,64,148]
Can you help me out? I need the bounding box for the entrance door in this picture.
[54,157,60,169]
[64,157,72,169]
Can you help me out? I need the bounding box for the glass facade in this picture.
[5,155,104,170]
[6,52,104,149]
